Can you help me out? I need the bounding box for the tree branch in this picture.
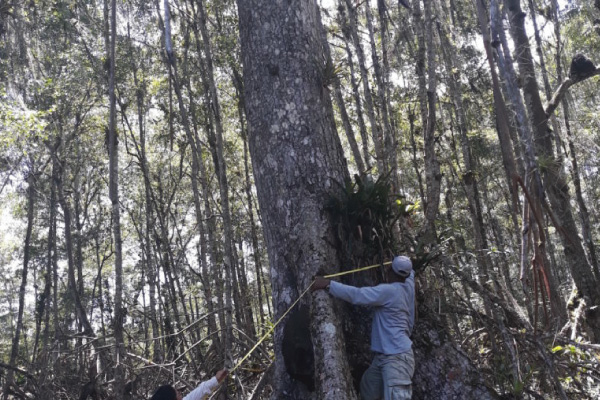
[545,69,600,117]
[0,362,36,382]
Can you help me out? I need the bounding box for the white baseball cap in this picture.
[392,256,412,277]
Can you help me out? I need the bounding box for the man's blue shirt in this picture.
[329,271,415,355]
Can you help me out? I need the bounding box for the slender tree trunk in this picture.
[158,0,224,364]
[156,207,185,357]
[52,162,60,351]
[376,0,399,187]
[365,0,397,189]
[548,1,600,280]
[156,0,200,351]
[196,0,236,366]
[337,2,371,170]
[315,0,365,174]
[74,144,84,301]
[438,13,494,289]
[504,0,599,329]
[560,98,599,280]
[38,157,57,398]
[73,149,84,376]
[236,238,256,338]
[186,79,223,352]
[487,0,565,321]
[420,0,441,241]
[472,0,521,237]
[51,139,97,339]
[233,81,268,328]
[329,59,366,174]
[2,165,35,400]
[107,0,125,396]
[130,42,162,362]
[344,0,386,175]
[186,1,229,346]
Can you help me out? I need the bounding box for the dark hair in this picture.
[150,384,177,400]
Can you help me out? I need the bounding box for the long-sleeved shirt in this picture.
[183,377,219,400]
[329,271,415,355]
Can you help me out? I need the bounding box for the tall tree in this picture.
[195,0,239,364]
[237,0,356,398]
[107,0,126,396]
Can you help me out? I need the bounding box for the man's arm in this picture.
[313,277,390,306]
[183,369,228,400]
[329,281,391,306]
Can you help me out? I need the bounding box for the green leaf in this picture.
[551,345,563,353]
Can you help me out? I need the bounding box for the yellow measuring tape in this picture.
[230,260,392,373]
[323,260,392,279]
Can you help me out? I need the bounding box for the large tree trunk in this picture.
[237,1,356,398]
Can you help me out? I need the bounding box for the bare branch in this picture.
[0,362,36,382]
[545,69,600,117]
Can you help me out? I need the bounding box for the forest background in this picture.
[1,0,600,399]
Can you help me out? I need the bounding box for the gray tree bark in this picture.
[237,1,356,398]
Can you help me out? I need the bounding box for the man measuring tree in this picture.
[313,256,416,400]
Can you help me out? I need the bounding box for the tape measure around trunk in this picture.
[230,260,392,373]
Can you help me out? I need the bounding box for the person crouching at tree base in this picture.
[313,255,416,400]
[150,369,228,400]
